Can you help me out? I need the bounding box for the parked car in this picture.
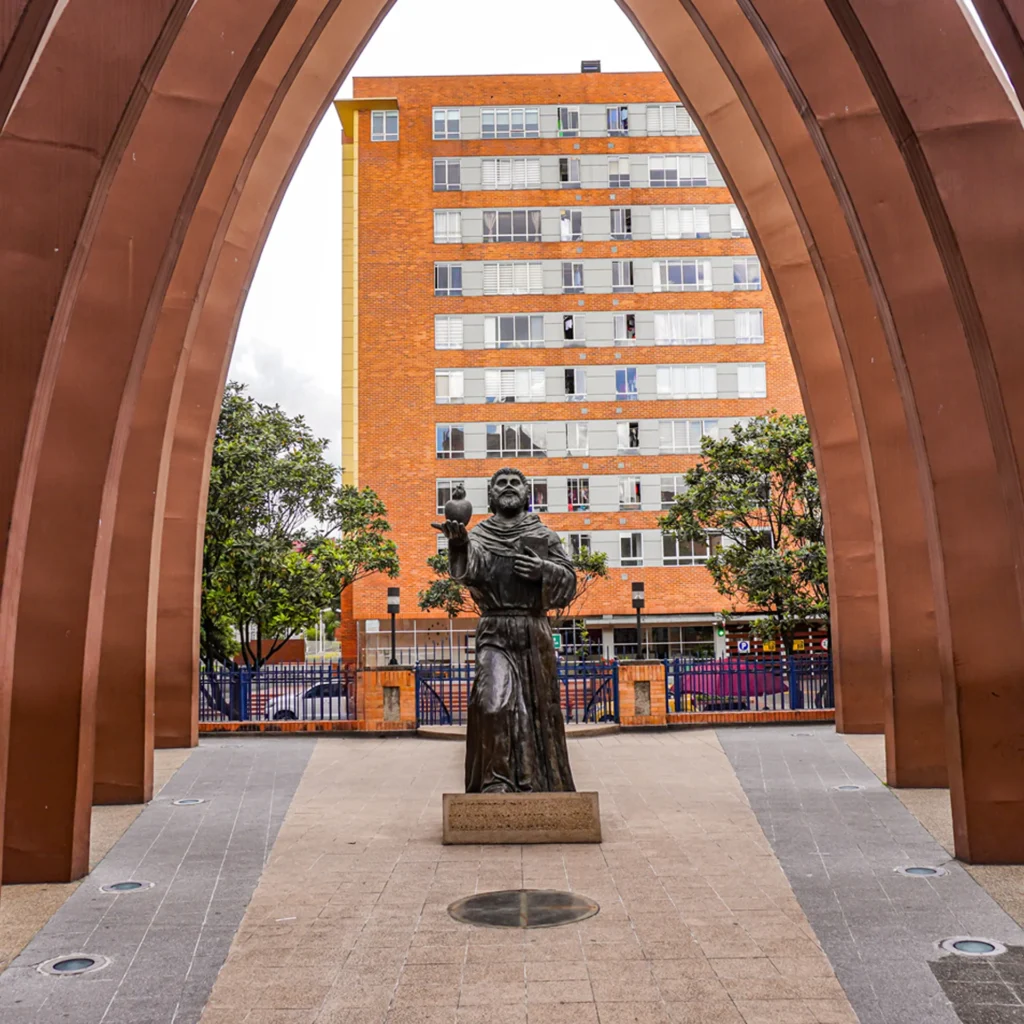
[266,681,348,721]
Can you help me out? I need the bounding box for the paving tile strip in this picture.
[0,737,315,1023]
[717,725,1024,1024]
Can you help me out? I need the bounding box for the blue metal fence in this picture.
[415,660,619,726]
[199,662,357,722]
[665,655,833,713]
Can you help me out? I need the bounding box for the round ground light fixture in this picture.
[38,954,110,976]
[791,732,813,737]
[939,936,1007,957]
[833,784,863,792]
[449,889,599,929]
[99,880,154,893]
[172,797,205,806]
[895,866,947,878]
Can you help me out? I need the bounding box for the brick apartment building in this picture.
[334,68,804,667]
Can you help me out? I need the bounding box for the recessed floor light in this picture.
[896,866,946,878]
[449,889,599,929]
[38,954,110,976]
[172,797,205,806]
[833,784,863,791]
[939,936,1006,957]
[100,880,154,893]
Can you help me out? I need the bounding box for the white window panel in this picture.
[483,209,542,242]
[560,209,583,241]
[646,104,698,136]
[652,259,712,292]
[483,262,543,295]
[737,363,767,398]
[370,109,398,141]
[660,476,687,509]
[434,315,464,350]
[528,477,549,511]
[564,368,587,401]
[650,206,711,239]
[484,314,544,348]
[733,257,762,290]
[730,205,749,237]
[611,260,635,292]
[481,107,540,138]
[607,105,629,136]
[562,313,585,343]
[433,158,461,191]
[433,210,462,243]
[484,368,546,403]
[435,370,465,403]
[486,423,547,458]
[614,313,637,345]
[659,419,718,453]
[610,208,632,239]
[560,156,582,186]
[566,422,589,455]
[433,108,460,140]
[566,477,590,511]
[654,311,715,345]
[557,106,580,137]
[608,156,630,188]
[620,532,644,567]
[481,157,542,189]
[656,365,718,399]
[649,154,708,187]
[734,310,764,344]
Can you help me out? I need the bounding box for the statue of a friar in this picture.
[433,467,577,793]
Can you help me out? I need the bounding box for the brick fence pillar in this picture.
[618,661,668,727]
[358,668,417,731]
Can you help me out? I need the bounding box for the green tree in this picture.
[417,550,475,619]
[201,383,399,671]
[659,412,827,650]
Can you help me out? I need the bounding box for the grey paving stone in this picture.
[0,737,315,1022]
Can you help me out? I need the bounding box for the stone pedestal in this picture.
[442,792,601,844]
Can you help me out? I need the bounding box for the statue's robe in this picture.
[450,513,577,793]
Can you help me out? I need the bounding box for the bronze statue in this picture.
[433,467,577,793]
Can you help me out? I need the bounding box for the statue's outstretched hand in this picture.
[431,519,469,547]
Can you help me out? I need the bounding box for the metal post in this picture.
[387,587,400,665]
[631,582,645,661]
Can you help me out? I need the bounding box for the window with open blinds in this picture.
[646,104,698,136]
[656,365,718,399]
[434,315,464,350]
[482,262,543,295]
[484,368,546,403]
[481,157,541,189]
[650,206,711,239]
[654,311,715,345]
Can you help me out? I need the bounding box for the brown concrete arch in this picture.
[2,0,1024,886]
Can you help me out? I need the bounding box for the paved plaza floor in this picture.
[0,728,1022,1023]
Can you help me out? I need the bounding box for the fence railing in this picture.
[415,659,619,727]
[665,655,834,713]
[199,662,357,723]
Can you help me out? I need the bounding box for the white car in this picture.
[266,681,349,721]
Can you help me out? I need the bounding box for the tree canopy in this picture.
[659,412,827,646]
[202,383,399,670]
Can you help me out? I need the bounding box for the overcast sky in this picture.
[230,0,659,466]
[230,0,997,468]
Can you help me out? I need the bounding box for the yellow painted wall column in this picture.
[340,111,359,486]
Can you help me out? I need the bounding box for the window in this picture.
[736,363,767,398]
[610,208,632,240]
[650,206,711,239]
[730,206,748,237]
[662,533,721,566]
[646,104,698,136]
[733,257,762,290]
[482,157,541,189]
[617,421,640,451]
[436,479,465,514]
[648,154,708,187]
[559,157,581,187]
[370,109,398,141]
[652,258,712,292]
[607,105,629,136]
[659,419,718,453]
[434,263,462,296]
[483,209,542,243]
[433,158,461,191]
[528,478,549,511]
[648,625,715,659]
[435,370,464,403]
[619,477,642,510]
[557,106,580,137]
[486,423,547,458]
[483,262,543,294]
[620,532,643,567]
[611,260,635,292]
[434,210,462,243]
[564,368,587,401]
[562,313,584,344]
[566,532,591,556]
[484,368,546,403]
[481,107,539,138]
[432,107,460,139]
[435,315,464,350]
[659,475,687,509]
[608,156,630,188]
[616,366,639,400]
[566,477,590,512]
[566,422,589,455]
[614,313,637,345]
[560,209,583,242]
[734,310,764,345]
[654,311,715,345]
[484,314,544,349]
[657,365,718,399]
[436,424,465,459]
[562,261,584,294]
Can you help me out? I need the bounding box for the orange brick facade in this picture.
[339,72,804,662]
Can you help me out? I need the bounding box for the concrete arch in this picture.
[1,0,1023,884]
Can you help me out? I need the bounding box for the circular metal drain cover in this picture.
[448,889,599,929]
